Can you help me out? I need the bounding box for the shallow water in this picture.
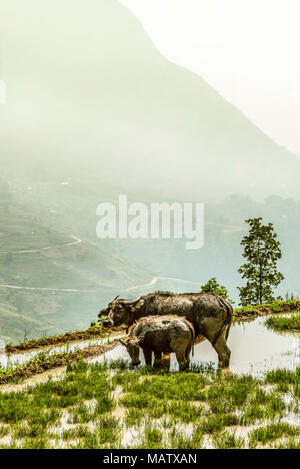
[0,316,299,376]
[0,333,124,369]
[90,315,299,377]
[0,367,68,393]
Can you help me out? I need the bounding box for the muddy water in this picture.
[0,316,298,377]
[0,367,67,393]
[90,316,299,377]
[0,333,124,369]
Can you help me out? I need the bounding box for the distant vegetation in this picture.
[265,313,300,331]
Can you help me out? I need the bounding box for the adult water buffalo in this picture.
[101,291,233,367]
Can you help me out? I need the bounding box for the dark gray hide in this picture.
[103,291,233,367]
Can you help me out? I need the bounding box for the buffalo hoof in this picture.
[153,358,162,369]
[178,359,189,372]
[221,367,230,376]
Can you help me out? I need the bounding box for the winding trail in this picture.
[121,276,200,293]
[0,235,82,255]
[121,277,158,292]
[0,235,97,292]
[0,231,199,294]
[0,284,98,293]
[0,275,199,294]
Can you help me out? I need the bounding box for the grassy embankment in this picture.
[233,299,300,321]
[0,342,117,385]
[5,323,125,353]
[265,313,300,332]
[0,361,298,449]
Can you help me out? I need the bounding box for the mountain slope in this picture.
[0,193,151,343]
[0,0,299,200]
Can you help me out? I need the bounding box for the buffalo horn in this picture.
[123,295,142,305]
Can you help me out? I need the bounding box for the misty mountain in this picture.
[1,1,299,342]
[0,0,299,201]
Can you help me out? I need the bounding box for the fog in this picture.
[121,0,300,156]
[0,1,299,342]
[1,0,299,201]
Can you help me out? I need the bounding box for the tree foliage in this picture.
[238,217,284,305]
[200,277,234,303]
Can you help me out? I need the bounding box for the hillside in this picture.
[0,0,299,200]
[0,196,151,343]
[10,178,300,303]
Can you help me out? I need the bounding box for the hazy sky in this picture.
[120,0,300,156]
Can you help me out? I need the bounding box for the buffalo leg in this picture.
[142,347,152,367]
[153,352,162,368]
[161,353,170,370]
[185,343,192,366]
[174,350,188,371]
[213,333,231,368]
[198,314,231,368]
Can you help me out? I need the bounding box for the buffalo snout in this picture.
[103,319,113,327]
[131,360,141,367]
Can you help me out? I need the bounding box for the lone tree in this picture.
[200,277,234,304]
[238,217,284,305]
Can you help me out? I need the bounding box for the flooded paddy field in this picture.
[0,315,298,377]
[92,315,299,377]
[0,314,298,449]
[0,357,298,449]
[0,333,123,369]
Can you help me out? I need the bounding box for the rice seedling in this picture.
[140,425,163,449]
[167,401,203,423]
[249,423,299,448]
[169,426,203,449]
[0,357,299,449]
[214,431,245,449]
[265,367,299,385]
[0,425,9,437]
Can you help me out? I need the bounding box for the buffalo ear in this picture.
[119,338,127,346]
[138,333,146,345]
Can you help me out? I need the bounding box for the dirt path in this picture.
[0,235,82,255]
[0,284,98,292]
[121,275,200,293]
[0,274,200,294]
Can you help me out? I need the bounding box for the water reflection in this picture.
[0,316,298,377]
[91,316,299,377]
[0,334,123,369]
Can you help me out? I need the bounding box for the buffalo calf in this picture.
[119,315,195,371]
